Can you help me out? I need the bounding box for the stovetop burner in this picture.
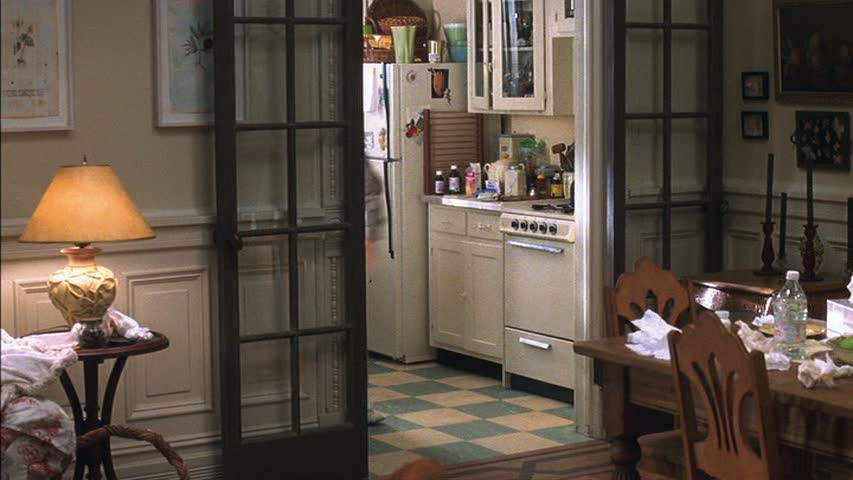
[531,203,575,214]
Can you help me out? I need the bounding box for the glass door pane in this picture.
[469,0,491,110]
[215,0,365,476]
[493,0,544,110]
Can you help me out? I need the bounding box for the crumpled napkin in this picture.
[752,314,775,327]
[735,321,791,371]
[106,308,153,341]
[625,310,681,361]
[797,354,853,389]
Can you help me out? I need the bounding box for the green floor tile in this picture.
[546,406,576,420]
[412,442,503,464]
[473,385,530,400]
[368,416,423,435]
[408,364,466,380]
[369,437,401,455]
[434,420,516,440]
[373,397,440,415]
[388,381,459,396]
[457,400,531,419]
[530,425,590,444]
[368,362,395,375]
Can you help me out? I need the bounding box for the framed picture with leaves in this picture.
[1,0,73,132]
[154,0,246,126]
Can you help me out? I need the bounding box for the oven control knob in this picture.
[529,221,538,232]
[538,223,547,234]
[511,219,519,230]
[549,224,558,235]
[519,220,528,231]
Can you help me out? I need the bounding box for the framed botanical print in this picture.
[155,0,245,127]
[742,72,770,100]
[774,0,853,105]
[742,111,769,140]
[1,0,73,132]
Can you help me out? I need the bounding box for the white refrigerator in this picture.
[364,63,467,363]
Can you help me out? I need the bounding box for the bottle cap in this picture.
[436,170,443,175]
[786,270,799,280]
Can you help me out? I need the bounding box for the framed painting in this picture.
[774,0,853,105]
[742,111,769,140]
[1,0,73,132]
[155,0,245,127]
[792,110,851,171]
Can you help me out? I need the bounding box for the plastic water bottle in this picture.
[772,270,809,360]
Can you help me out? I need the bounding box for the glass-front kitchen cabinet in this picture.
[467,0,574,115]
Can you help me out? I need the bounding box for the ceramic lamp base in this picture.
[47,245,116,347]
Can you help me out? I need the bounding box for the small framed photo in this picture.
[742,71,769,100]
[742,111,769,140]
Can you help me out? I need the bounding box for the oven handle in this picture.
[519,337,552,350]
[506,240,564,255]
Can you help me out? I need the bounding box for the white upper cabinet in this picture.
[548,0,576,37]
[468,0,574,116]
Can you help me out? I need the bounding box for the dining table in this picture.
[574,335,853,480]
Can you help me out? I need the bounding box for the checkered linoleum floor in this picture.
[368,358,591,478]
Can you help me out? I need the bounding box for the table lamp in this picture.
[18,161,155,348]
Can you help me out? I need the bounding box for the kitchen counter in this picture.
[422,195,574,220]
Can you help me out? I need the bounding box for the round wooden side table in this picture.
[60,333,170,480]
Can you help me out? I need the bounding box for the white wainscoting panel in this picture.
[123,267,212,422]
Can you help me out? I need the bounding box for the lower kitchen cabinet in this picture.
[429,236,467,349]
[466,243,503,359]
[428,206,504,363]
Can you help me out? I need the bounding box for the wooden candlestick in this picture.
[801,224,823,281]
[846,197,852,276]
[755,222,780,276]
[764,154,774,223]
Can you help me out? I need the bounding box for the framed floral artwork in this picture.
[155,0,245,127]
[1,0,73,132]
[792,110,851,171]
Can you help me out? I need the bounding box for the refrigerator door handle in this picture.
[382,62,395,259]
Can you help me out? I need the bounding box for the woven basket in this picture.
[366,0,426,23]
[377,15,427,35]
[364,48,396,63]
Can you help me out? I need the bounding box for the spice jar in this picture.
[536,174,550,199]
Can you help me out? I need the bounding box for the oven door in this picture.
[504,235,576,340]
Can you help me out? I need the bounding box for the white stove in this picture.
[500,204,577,390]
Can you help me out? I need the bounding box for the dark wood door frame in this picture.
[606,0,724,278]
[213,0,367,478]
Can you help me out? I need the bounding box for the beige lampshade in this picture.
[19,165,156,243]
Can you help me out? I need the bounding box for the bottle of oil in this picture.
[550,173,564,198]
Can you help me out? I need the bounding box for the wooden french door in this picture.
[607,0,724,277]
[213,1,366,479]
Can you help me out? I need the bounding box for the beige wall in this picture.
[723,0,850,273]
[1,0,213,221]
[723,0,852,202]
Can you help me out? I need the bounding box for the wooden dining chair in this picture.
[606,256,697,336]
[637,310,782,480]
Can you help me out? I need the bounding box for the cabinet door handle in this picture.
[519,337,551,350]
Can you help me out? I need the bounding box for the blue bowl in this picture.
[449,45,467,63]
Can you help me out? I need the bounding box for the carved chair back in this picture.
[667,310,780,480]
[606,257,696,336]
